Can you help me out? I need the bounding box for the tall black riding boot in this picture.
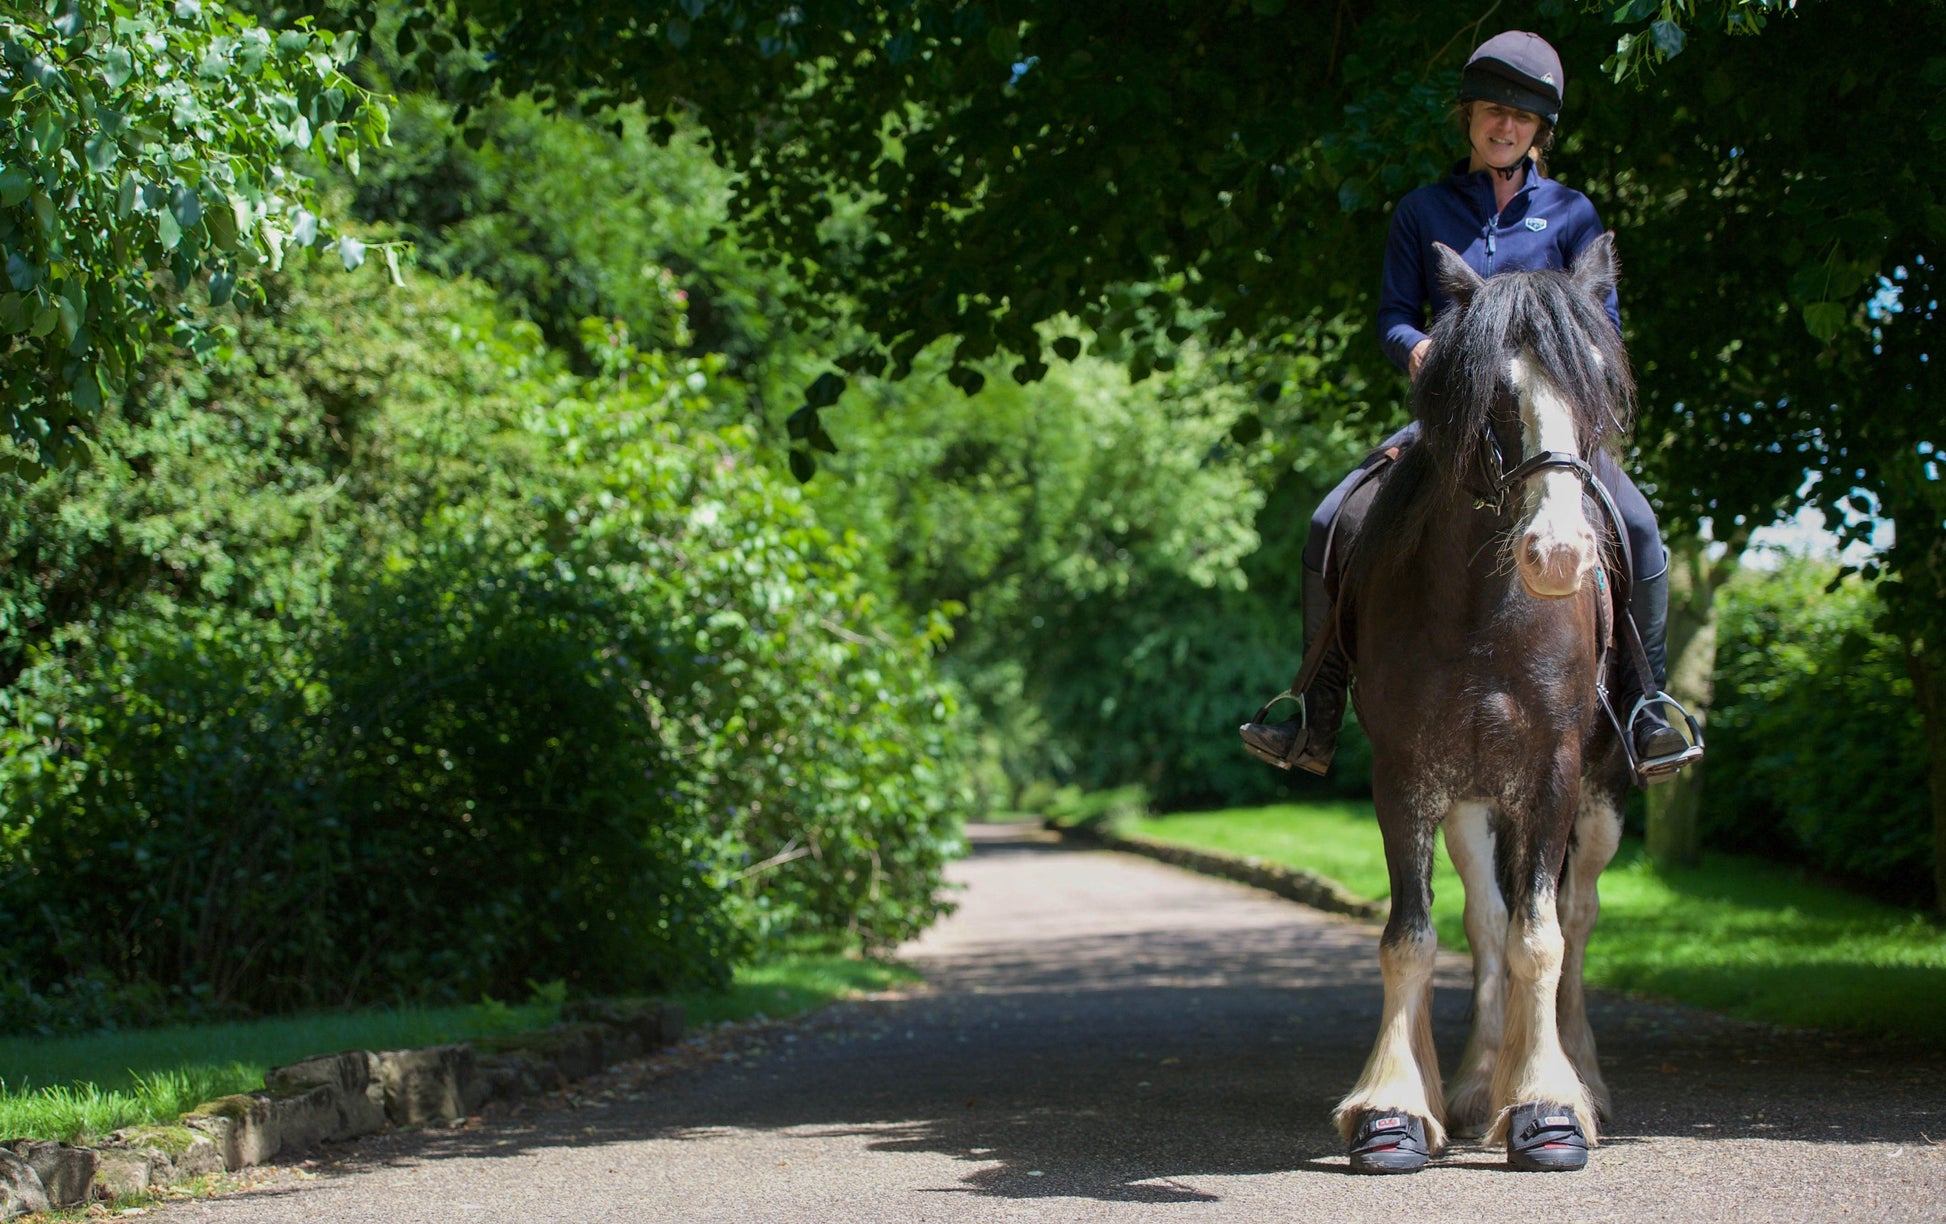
[1625,558,1703,776]
[1240,565,1350,777]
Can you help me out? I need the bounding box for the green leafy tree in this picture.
[1706,559,1932,904]
[0,0,389,469]
[337,0,1946,901]
[1,256,972,1026]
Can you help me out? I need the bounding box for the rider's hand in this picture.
[1408,339,1432,380]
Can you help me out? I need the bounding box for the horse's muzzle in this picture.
[1519,532,1596,599]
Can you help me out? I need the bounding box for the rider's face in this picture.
[1468,102,1542,171]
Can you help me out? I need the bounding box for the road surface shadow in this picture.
[255,833,1944,1207]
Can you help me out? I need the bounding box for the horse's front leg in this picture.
[1557,783,1624,1122]
[1488,771,1598,1171]
[1442,800,1508,1138]
[1334,773,1446,1173]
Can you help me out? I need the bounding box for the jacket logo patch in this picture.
[1525,217,1548,232]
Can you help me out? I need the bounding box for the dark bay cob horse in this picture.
[1330,236,1634,1174]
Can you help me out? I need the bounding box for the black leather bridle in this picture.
[1475,424,1599,521]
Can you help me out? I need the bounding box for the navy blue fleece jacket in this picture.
[1377,159,1622,372]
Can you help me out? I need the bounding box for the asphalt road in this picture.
[152,823,1945,1222]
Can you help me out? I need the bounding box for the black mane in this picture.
[1413,263,1635,505]
[1354,253,1637,578]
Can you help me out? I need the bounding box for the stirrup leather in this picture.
[1599,685,1705,786]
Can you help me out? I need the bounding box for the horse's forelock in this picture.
[1413,269,1634,485]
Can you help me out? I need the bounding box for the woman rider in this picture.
[1239,29,1700,781]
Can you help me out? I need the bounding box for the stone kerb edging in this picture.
[1053,821,1388,921]
[0,998,683,1218]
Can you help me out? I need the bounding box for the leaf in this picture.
[1803,300,1847,341]
[808,426,838,455]
[1650,20,1687,58]
[667,17,691,49]
[291,209,318,246]
[338,236,366,270]
[116,172,138,217]
[788,449,817,482]
[6,254,38,292]
[383,245,405,287]
[84,133,118,175]
[207,197,238,250]
[208,268,235,306]
[171,185,202,232]
[0,168,31,207]
[158,207,181,250]
[1230,413,1265,446]
[30,304,59,338]
[805,371,846,407]
[1051,336,1082,360]
[786,405,814,440]
[69,364,101,415]
[101,47,134,89]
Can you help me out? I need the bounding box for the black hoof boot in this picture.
[1505,1102,1590,1172]
[1347,1110,1431,1174]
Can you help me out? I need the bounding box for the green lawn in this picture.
[1130,803,1946,1042]
[0,952,914,1144]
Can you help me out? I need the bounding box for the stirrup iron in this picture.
[1601,686,1705,786]
[1241,690,1306,768]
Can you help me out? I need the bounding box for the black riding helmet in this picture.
[1459,30,1564,126]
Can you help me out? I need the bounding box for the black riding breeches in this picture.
[1300,421,1666,582]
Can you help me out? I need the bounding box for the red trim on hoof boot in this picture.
[1505,1102,1590,1172]
[1348,1110,1431,1174]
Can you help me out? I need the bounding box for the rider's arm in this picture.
[1377,200,1430,374]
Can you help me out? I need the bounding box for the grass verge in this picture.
[1130,802,1946,1042]
[0,951,914,1145]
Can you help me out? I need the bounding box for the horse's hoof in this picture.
[1347,1110,1431,1174]
[1505,1102,1589,1172]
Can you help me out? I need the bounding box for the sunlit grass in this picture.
[0,951,915,1143]
[1131,802,1946,1041]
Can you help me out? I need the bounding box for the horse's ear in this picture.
[1435,242,1485,309]
[1571,232,1620,303]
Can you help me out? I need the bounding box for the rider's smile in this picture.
[1468,102,1542,174]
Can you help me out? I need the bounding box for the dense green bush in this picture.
[1703,560,1932,903]
[0,260,971,1031]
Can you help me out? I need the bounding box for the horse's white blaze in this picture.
[1442,802,1507,1136]
[1508,353,1597,598]
[1334,926,1448,1153]
[1558,790,1623,1119]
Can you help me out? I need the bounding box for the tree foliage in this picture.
[333,0,1946,902]
[1705,560,1932,903]
[0,256,971,1029]
[0,0,391,469]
